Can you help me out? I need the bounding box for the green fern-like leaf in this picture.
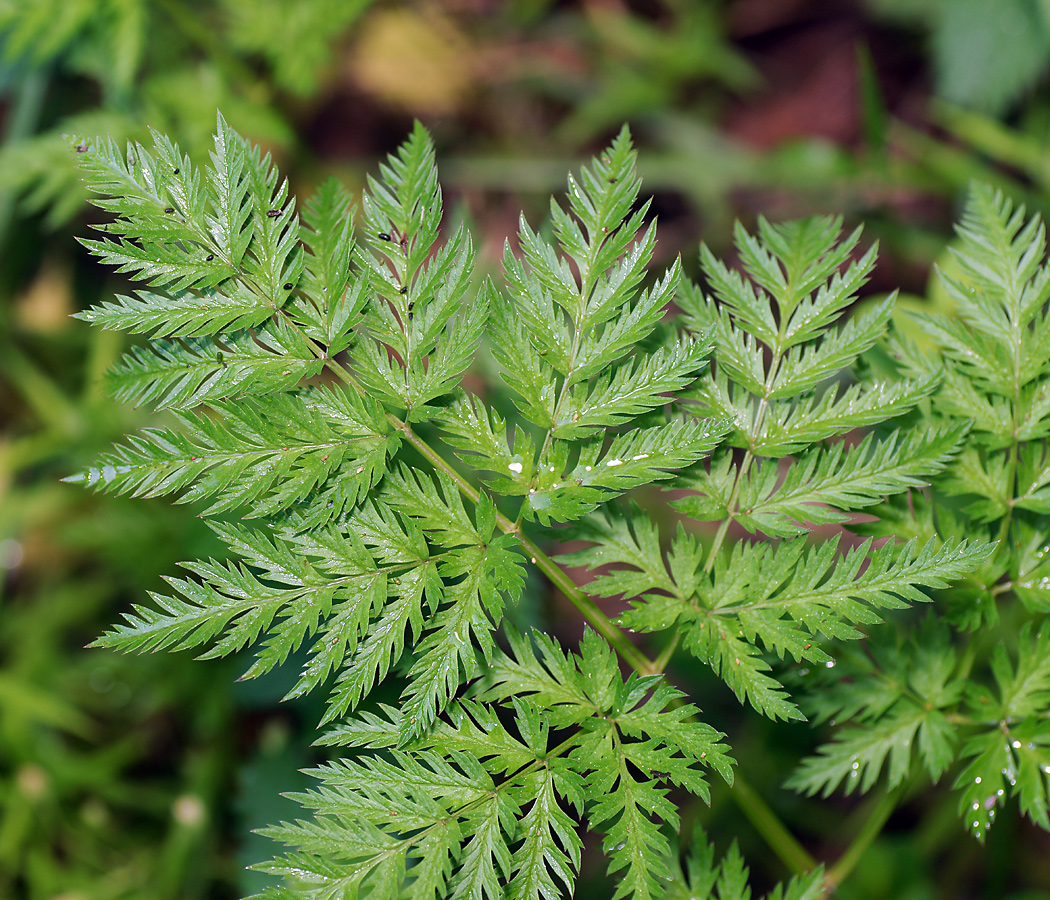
[72,117,1006,899]
[791,183,1050,841]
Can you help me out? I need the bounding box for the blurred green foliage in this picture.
[0,315,237,896]
[0,1,372,896]
[0,0,372,224]
[870,0,1050,115]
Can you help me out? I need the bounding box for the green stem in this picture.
[321,353,356,387]
[997,249,1025,549]
[823,786,904,893]
[650,633,681,674]
[996,442,1018,548]
[397,421,651,673]
[955,638,978,684]
[520,531,652,673]
[396,418,486,509]
[731,774,818,876]
[703,448,752,573]
[703,314,786,575]
[320,339,816,883]
[392,419,829,877]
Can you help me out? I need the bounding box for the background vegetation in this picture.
[4,1,1050,898]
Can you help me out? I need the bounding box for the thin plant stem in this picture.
[397,420,652,673]
[731,774,819,876]
[823,786,905,893]
[304,272,866,891]
[392,418,819,874]
[703,448,752,573]
[650,632,681,675]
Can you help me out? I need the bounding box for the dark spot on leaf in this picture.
[267,209,281,217]
[173,168,179,175]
